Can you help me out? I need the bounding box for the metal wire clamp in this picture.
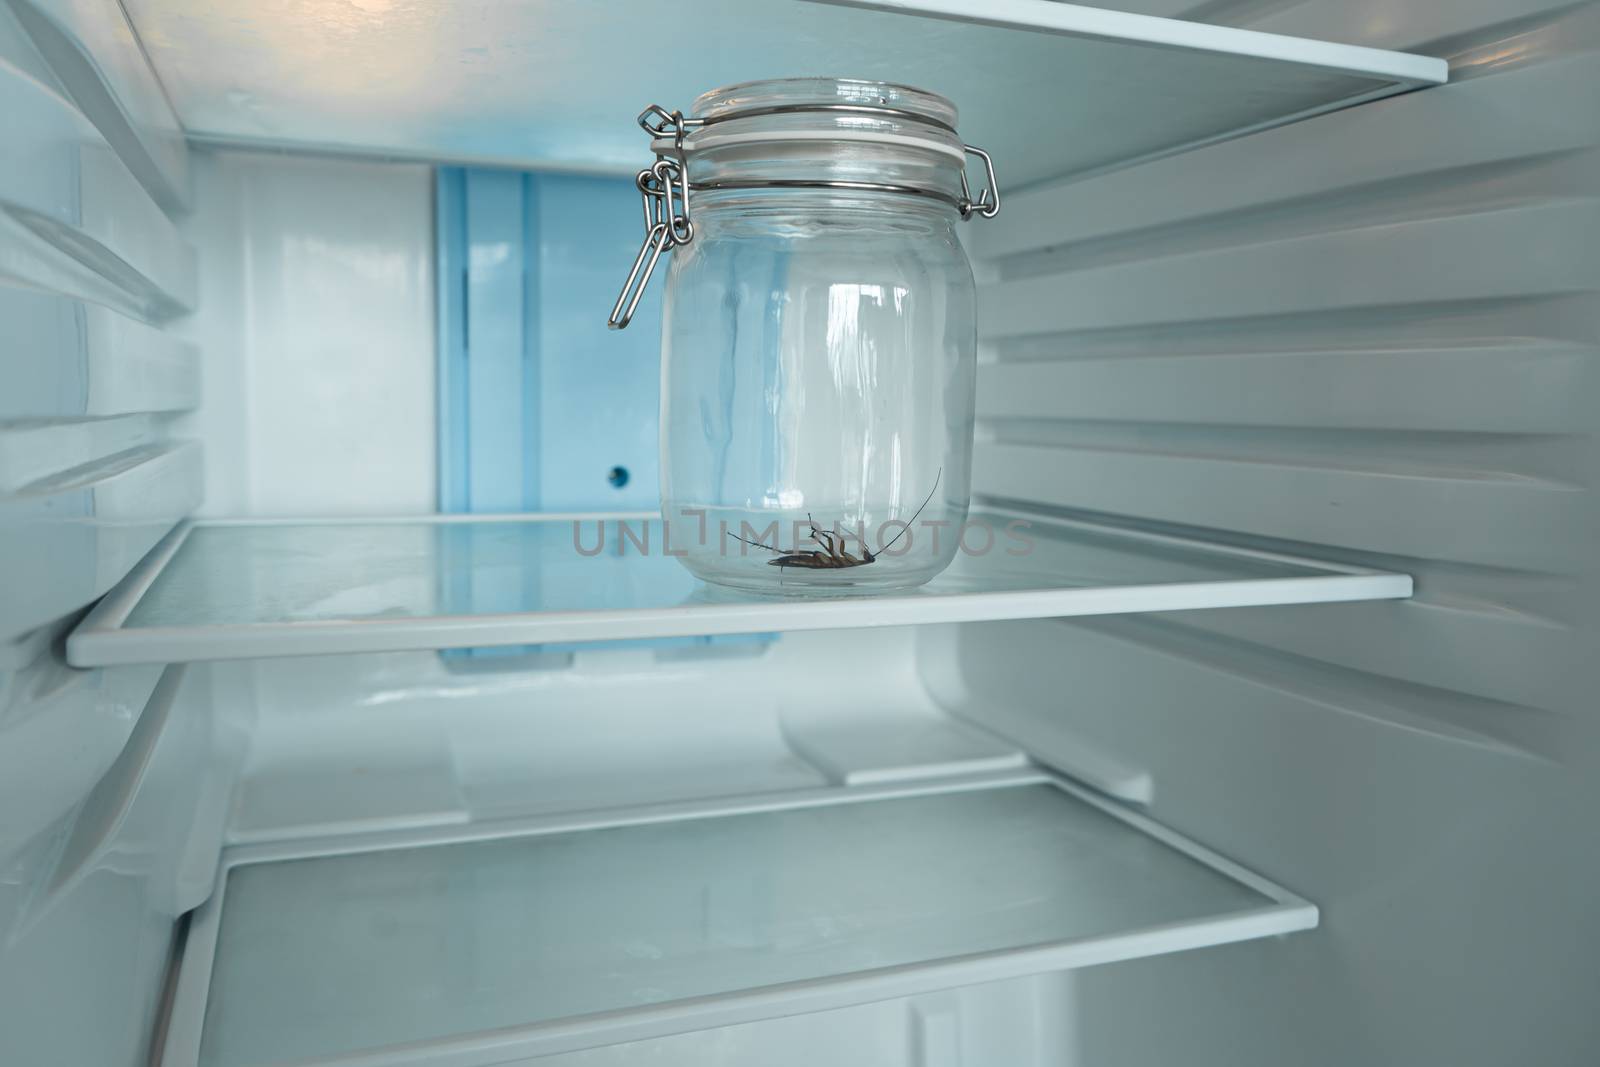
[608,108,698,329]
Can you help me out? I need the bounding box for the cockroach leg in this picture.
[806,514,840,556]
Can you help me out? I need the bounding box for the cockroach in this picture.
[726,469,942,571]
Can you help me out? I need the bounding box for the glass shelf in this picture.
[66,509,1411,666]
[161,776,1316,1067]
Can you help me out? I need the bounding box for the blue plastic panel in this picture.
[437,168,662,515]
[435,167,764,654]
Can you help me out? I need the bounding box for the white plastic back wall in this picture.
[178,151,437,516]
[219,628,1028,842]
[472,975,1073,1067]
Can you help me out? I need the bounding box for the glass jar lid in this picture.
[608,76,1000,329]
[670,78,968,210]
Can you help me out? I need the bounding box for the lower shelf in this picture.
[164,775,1316,1067]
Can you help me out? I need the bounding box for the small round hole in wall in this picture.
[608,466,630,489]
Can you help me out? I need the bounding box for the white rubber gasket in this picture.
[653,129,967,162]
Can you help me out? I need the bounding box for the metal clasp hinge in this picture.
[959,145,1000,220]
[609,107,700,330]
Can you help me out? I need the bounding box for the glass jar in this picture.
[610,78,998,595]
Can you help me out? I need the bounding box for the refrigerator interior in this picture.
[1,1,1596,1066]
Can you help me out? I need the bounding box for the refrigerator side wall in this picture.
[949,1,1599,1064]
[0,3,213,1064]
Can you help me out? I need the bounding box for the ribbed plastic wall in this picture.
[0,4,212,1066]
[0,0,197,646]
[945,2,1599,1064]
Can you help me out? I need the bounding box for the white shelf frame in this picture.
[66,509,1413,667]
[821,0,1446,85]
[855,0,1450,184]
[159,770,1318,1067]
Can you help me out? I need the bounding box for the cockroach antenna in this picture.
[872,467,942,559]
[724,529,783,554]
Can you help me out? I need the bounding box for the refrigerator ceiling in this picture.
[118,0,1445,186]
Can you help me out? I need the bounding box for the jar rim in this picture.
[690,77,959,132]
